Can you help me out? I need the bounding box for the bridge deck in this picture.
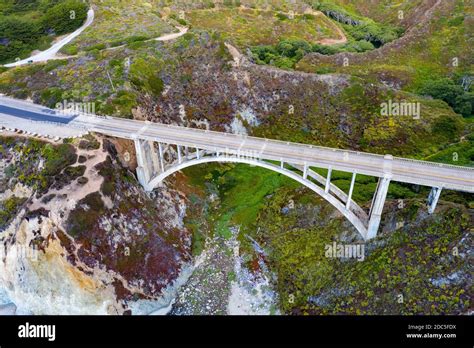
[1,95,473,193]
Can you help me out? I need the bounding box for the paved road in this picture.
[1,96,473,193]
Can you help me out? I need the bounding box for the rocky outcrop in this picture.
[0,134,193,314]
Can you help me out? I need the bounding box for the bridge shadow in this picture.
[0,104,78,124]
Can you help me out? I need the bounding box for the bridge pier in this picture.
[346,172,356,210]
[177,145,182,163]
[134,138,161,188]
[158,143,165,172]
[427,187,442,214]
[134,138,149,187]
[325,167,332,193]
[367,175,391,240]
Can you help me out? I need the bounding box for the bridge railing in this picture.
[393,156,474,171]
[75,112,474,176]
[104,117,473,172]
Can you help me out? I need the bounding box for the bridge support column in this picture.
[346,172,356,210]
[427,187,442,214]
[177,145,182,164]
[325,167,332,193]
[158,143,165,172]
[148,141,162,177]
[134,138,162,188]
[134,138,150,188]
[367,175,391,240]
[303,162,308,179]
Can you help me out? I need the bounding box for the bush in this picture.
[129,57,164,95]
[41,143,77,176]
[0,0,88,63]
[312,43,339,55]
[253,37,376,70]
[252,40,313,69]
[419,78,473,118]
[276,39,312,59]
[346,40,375,52]
[61,44,79,55]
[42,0,88,35]
[344,22,400,47]
[0,195,26,228]
[177,18,187,26]
[0,16,42,62]
[84,43,106,52]
[276,13,289,21]
[67,192,105,237]
[432,115,462,140]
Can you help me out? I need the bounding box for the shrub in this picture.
[42,0,88,35]
[0,0,88,63]
[344,22,400,47]
[276,13,289,21]
[0,16,42,62]
[419,78,473,118]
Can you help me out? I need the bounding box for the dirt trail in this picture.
[305,9,347,46]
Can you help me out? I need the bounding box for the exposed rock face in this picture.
[0,215,123,315]
[0,135,193,314]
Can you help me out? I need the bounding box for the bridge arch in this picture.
[145,156,369,240]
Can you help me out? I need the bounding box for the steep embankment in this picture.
[298,0,472,92]
[0,134,192,314]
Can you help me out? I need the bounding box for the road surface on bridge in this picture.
[1,95,473,193]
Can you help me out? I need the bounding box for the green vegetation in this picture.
[250,0,403,69]
[313,1,403,47]
[298,0,472,96]
[252,38,375,69]
[67,191,105,237]
[259,192,471,314]
[342,21,401,48]
[185,7,340,49]
[0,0,471,315]
[42,0,87,35]
[60,0,175,53]
[0,195,26,229]
[0,0,88,63]
[0,136,77,193]
[183,162,297,255]
[318,0,425,24]
[419,78,473,118]
[129,56,164,95]
[78,134,100,150]
[424,134,474,167]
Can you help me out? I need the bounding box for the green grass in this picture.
[183,162,297,238]
[423,136,474,167]
[60,0,176,53]
[185,7,340,49]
